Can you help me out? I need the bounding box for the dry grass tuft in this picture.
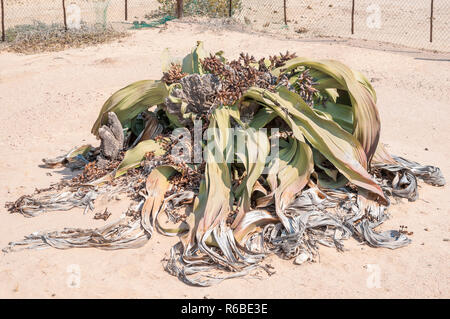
[3,22,128,54]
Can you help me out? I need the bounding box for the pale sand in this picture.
[0,21,449,298]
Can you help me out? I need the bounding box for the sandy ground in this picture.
[0,21,449,298]
[3,0,450,52]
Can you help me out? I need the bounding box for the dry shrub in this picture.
[147,0,242,18]
[4,21,128,54]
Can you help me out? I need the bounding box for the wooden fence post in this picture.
[62,0,67,30]
[1,0,5,42]
[430,0,434,42]
[351,0,355,34]
[176,0,183,19]
[229,0,232,17]
[284,0,287,25]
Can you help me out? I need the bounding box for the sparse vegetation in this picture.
[3,21,127,54]
[146,0,242,19]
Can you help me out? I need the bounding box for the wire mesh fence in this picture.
[233,0,450,51]
[1,0,449,52]
[1,0,159,36]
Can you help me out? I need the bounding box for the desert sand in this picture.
[0,20,449,298]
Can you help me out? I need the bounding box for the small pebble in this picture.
[294,253,310,265]
[443,238,449,242]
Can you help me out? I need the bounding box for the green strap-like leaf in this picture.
[141,165,177,234]
[91,80,169,137]
[242,86,386,203]
[313,100,354,133]
[115,139,167,178]
[195,107,234,238]
[273,58,381,162]
[274,139,314,231]
[232,128,270,227]
[182,41,207,75]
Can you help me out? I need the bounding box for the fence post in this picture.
[62,0,67,30]
[1,0,5,42]
[430,0,434,42]
[176,0,183,19]
[125,0,128,21]
[229,0,232,17]
[351,0,355,34]
[284,0,287,25]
